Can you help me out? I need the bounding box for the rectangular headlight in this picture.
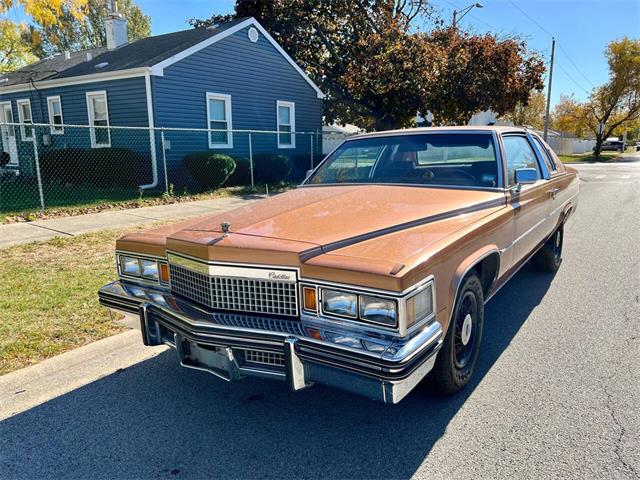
[120,256,141,276]
[359,295,397,326]
[140,259,159,280]
[406,283,434,328]
[321,289,357,318]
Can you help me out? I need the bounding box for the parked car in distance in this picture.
[594,140,626,152]
[99,126,579,404]
[636,141,640,152]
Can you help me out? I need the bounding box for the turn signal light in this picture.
[159,262,170,284]
[303,286,317,311]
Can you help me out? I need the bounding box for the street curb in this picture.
[0,330,166,421]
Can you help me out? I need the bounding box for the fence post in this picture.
[31,127,45,211]
[248,130,255,189]
[160,128,169,194]
[310,133,314,169]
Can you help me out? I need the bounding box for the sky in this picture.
[6,0,640,107]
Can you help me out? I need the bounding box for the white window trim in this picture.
[206,92,233,149]
[86,90,111,148]
[46,96,64,135]
[277,100,295,149]
[16,99,33,141]
[0,101,18,166]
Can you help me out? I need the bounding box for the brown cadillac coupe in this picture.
[99,126,578,403]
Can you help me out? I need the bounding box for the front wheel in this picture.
[429,273,484,395]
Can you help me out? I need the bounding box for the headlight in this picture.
[140,259,159,280]
[120,256,141,276]
[321,289,357,318]
[406,283,434,328]
[118,254,165,283]
[359,295,397,326]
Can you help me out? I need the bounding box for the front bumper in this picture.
[99,281,443,404]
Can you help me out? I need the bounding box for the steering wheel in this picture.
[420,169,435,180]
[434,169,477,181]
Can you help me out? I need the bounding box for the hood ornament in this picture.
[221,222,230,236]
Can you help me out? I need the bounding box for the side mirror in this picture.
[305,169,314,179]
[514,168,538,189]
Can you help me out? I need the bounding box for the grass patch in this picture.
[559,152,622,164]
[0,226,158,375]
[0,183,292,224]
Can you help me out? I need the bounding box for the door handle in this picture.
[548,188,560,199]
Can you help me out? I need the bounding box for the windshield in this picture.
[306,133,500,188]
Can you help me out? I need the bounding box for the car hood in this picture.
[163,185,505,267]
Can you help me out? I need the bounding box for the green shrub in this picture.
[226,157,251,186]
[289,153,318,181]
[0,151,11,168]
[253,154,292,184]
[39,147,150,188]
[182,152,236,190]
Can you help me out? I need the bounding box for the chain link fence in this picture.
[0,122,323,216]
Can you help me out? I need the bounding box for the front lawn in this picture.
[559,152,622,163]
[0,227,154,375]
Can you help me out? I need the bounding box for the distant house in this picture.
[322,123,364,154]
[0,14,324,186]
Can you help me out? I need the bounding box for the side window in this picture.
[532,136,557,172]
[277,101,295,149]
[502,135,542,186]
[309,144,381,183]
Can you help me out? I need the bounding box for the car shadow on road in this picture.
[1,267,556,479]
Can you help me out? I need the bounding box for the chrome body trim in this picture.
[167,253,297,282]
[99,280,443,403]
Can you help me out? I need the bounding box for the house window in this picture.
[47,96,64,134]
[17,99,33,141]
[86,91,111,148]
[206,92,232,148]
[277,101,295,148]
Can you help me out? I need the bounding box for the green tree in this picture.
[0,20,39,72]
[424,28,545,125]
[191,0,544,130]
[504,90,546,129]
[0,0,87,27]
[587,37,640,158]
[552,94,589,137]
[34,0,151,56]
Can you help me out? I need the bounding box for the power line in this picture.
[505,0,594,94]
[505,0,554,38]
[554,60,591,95]
[557,43,596,89]
[441,0,594,98]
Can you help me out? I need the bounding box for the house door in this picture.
[0,103,18,165]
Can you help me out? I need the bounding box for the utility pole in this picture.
[543,37,555,141]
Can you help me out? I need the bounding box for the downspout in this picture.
[140,70,158,191]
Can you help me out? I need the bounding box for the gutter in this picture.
[139,70,158,191]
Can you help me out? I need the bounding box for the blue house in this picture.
[0,16,324,188]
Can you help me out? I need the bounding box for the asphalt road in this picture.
[1,162,639,479]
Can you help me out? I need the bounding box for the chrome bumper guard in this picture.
[99,281,443,404]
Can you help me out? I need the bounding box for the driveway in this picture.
[1,163,639,479]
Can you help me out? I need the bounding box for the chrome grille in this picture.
[169,263,298,316]
[243,350,285,367]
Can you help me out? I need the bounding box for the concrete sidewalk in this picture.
[0,195,264,249]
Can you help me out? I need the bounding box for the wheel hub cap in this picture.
[461,314,473,346]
